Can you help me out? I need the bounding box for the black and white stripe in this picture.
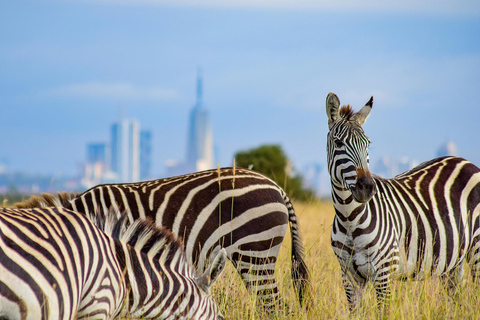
[0,206,226,320]
[325,92,480,310]
[16,167,309,308]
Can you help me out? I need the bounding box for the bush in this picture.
[234,144,315,201]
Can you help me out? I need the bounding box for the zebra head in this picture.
[326,92,376,203]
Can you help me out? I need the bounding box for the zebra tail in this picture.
[15,191,78,209]
[284,194,310,305]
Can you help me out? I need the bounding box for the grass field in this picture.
[211,200,480,320]
[3,195,479,319]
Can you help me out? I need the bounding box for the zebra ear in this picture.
[326,92,340,129]
[354,96,373,126]
[196,248,228,291]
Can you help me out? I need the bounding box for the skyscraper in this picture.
[185,72,214,172]
[111,119,140,182]
[140,130,152,180]
[87,143,108,165]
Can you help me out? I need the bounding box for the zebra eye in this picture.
[334,140,344,149]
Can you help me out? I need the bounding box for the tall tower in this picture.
[186,71,214,172]
[111,119,140,182]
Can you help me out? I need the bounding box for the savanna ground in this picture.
[211,200,480,320]
[2,195,480,319]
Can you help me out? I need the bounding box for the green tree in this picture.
[234,144,315,201]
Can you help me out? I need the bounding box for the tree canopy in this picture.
[234,144,315,201]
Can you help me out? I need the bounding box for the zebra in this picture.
[0,206,227,320]
[324,92,480,310]
[15,167,309,309]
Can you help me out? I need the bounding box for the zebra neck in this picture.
[114,242,166,318]
[331,183,368,221]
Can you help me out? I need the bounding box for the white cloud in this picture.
[87,0,480,16]
[46,82,179,102]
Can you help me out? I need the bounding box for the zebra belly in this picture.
[397,242,467,280]
[188,202,289,272]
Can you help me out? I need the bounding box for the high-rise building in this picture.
[83,142,112,188]
[87,143,108,165]
[140,130,152,180]
[185,72,214,172]
[111,119,140,182]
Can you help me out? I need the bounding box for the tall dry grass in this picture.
[4,195,478,319]
[211,200,480,320]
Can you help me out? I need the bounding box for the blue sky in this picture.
[1,0,479,178]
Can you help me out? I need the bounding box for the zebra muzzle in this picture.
[351,168,376,203]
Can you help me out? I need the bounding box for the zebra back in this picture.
[16,167,310,309]
[15,191,78,209]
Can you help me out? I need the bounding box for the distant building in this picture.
[111,119,140,182]
[167,71,215,176]
[87,143,108,165]
[82,120,149,188]
[186,72,214,172]
[82,142,115,188]
[140,130,152,180]
[436,140,458,158]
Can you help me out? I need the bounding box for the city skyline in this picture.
[82,118,153,188]
[0,1,479,187]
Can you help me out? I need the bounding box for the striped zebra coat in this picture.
[0,206,227,320]
[325,92,480,310]
[16,167,309,308]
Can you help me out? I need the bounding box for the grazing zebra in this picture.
[15,167,309,309]
[0,206,227,320]
[325,92,480,310]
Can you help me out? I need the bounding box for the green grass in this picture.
[210,200,480,320]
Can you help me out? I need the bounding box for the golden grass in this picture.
[211,200,480,320]
[4,196,479,319]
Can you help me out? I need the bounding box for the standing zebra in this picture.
[0,206,227,320]
[16,167,309,309]
[325,92,480,310]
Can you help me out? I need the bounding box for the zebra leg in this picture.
[440,262,465,297]
[373,273,392,312]
[469,237,480,283]
[236,255,280,310]
[342,272,366,311]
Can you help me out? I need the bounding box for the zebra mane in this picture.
[15,191,77,209]
[89,208,186,263]
[339,105,355,120]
